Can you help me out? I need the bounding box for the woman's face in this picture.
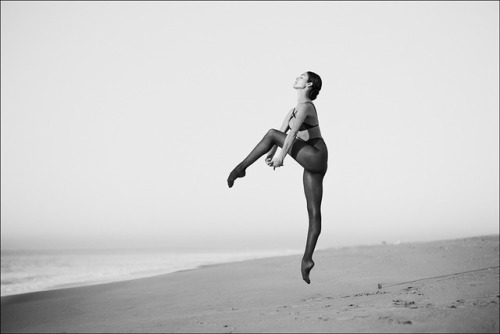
[293,73,311,90]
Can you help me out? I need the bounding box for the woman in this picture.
[227,71,328,284]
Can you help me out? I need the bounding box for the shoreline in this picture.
[1,235,493,300]
[2,235,498,333]
[1,247,303,298]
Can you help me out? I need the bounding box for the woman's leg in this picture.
[301,169,325,284]
[227,129,326,187]
[227,129,286,187]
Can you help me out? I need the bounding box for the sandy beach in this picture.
[1,235,498,333]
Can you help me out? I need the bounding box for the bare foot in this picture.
[227,167,246,188]
[301,259,315,284]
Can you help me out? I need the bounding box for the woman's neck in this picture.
[296,89,312,104]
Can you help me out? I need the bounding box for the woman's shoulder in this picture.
[297,101,316,107]
[303,101,316,108]
[296,101,316,113]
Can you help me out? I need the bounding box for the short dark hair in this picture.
[306,71,322,100]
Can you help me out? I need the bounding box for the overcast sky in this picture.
[1,1,498,251]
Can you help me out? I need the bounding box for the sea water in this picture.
[1,248,301,297]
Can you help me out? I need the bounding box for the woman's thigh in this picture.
[290,139,328,173]
[303,169,325,212]
[269,129,328,173]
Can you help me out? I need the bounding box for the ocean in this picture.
[1,248,301,297]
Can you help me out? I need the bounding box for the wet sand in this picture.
[2,235,498,333]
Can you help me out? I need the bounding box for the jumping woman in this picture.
[227,71,328,284]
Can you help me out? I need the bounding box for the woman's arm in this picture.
[266,109,294,161]
[271,104,310,168]
[279,108,293,133]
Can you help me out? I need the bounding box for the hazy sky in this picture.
[1,1,498,250]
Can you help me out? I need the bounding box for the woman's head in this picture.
[294,71,322,100]
[306,71,322,100]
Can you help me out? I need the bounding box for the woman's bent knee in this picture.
[264,129,285,146]
[266,128,280,137]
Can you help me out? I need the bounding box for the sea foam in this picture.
[1,248,300,297]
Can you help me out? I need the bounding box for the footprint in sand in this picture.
[342,291,387,298]
[300,293,322,302]
[378,316,413,325]
[402,286,424,296]
[392,299,418,309]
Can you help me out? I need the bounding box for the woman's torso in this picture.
[288,102,323,142]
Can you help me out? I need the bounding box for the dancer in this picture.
[227,71,328,284]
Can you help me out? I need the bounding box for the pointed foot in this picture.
[227,167,246,188]
[301,259,315,284]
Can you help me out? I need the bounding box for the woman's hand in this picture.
[265,147,277,166]
[269,156,284,170]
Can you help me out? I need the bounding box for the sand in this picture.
[1,235,498,333]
